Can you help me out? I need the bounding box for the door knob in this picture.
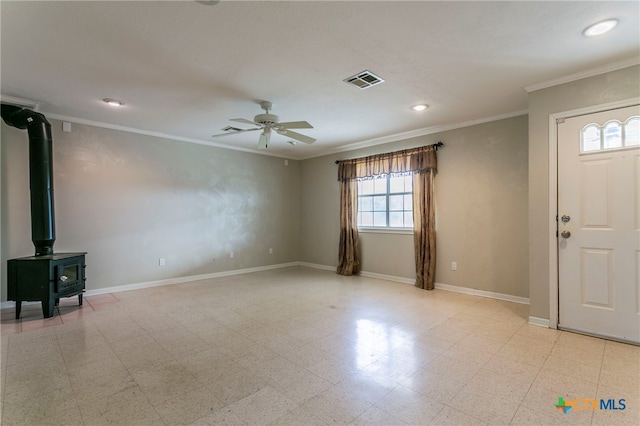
[561,215,571,223]
[561,230,571,238]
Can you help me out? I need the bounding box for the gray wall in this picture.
[1,120,300,297]
[300,114,529,298]
[527,65,640,320]
[14,77,622,307]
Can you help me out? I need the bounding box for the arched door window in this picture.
[580,116,640,153]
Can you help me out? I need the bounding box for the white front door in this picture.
[558,104,640,344]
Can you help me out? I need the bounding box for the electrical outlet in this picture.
[230,251,234,259]
[159,258,166,266]
[269,248,273,255]
[451,261,457,271]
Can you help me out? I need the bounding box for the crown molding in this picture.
[299,109,528,160]
[5,58,637,162]
[40,112,296,160]
[523,56,640,93]
[0,94,40,111]
[4,102,529,162]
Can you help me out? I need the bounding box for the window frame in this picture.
[357,173,414,233]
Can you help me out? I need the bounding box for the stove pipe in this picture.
[1,104,56,256]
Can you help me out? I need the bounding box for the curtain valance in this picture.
[335,143,440,289]
[337,145,438,182]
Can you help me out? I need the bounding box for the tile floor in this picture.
[0,266,638,425]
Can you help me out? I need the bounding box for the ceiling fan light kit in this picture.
[212,101,315,149]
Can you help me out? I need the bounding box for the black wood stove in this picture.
[8,253,86,319]
[2,104,86,319]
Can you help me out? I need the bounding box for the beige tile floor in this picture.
[1,266,638,425]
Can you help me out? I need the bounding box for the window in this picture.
[357,174,413,229]
[625,117,640,146]
[581,124,601,152]
[581,116,640,153]
[603,121,622,149]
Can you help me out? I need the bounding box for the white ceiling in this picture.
[2,1,638,159]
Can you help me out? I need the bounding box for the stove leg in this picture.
[78,294,83,306]
[42,299,55,318]
[15,300,21,320]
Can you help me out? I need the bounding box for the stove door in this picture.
[55,260,83,295]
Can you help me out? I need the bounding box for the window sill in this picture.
[358,227,413,235]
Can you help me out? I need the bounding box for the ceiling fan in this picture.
[212,101,315,149]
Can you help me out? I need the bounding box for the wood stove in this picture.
[2,104,86,319]
[8,253,86,319]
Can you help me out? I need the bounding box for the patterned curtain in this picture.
[413,168,437,289]
[337,145,438,286]
[337,178,360,275]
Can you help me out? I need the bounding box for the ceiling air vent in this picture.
[343,70,385,90]
[222,126,245,132]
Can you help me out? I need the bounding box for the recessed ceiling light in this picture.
[582,19,619,37]
[411,104,428,111]
[103,98,124,107]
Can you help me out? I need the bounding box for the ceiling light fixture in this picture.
[411,104,428,111]
[582,19,619,37]
[103,98,124,107]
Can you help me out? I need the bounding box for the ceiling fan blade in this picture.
[257,130,270,149]
[276,129,315,144]
[277,121,313,129]
[211,128,260,138]
[230,118,260,126]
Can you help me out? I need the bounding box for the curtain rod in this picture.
[334,141,443,164]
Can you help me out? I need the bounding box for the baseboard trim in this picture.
[435,282,530,305]
[298,263,416,285]
[0,262,301,309]
[298,262,336,272]
[1,262,530,310]
[359,271,415,285]
[300,263,530,305]
[83,262,301,297]
[528,316,550,328]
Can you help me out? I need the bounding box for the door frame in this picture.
[547,97,640,330]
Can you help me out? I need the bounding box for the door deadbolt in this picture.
[561,230,571,238]
[561,215,571,223]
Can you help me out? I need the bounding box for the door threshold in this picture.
[559,325,640,346]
